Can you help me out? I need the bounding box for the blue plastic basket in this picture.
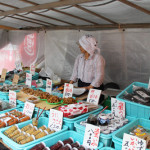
[0,117,68,150]
[101,147,115,150]
[112,118,150,150]
[46,106,103,130]
[116,82,150,120]
[25,130,103,150]
[0,80,12,85]
[74,110,135,147]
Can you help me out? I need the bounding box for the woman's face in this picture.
[79,45,86,54]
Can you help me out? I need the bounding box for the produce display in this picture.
[123,85,150,106]
[4,124,55,145]
[0,109,30,128]
[29,138,89,150]
[27,96,40,104]
[0,84,28,92]
[47,95,61,103]
[0,100,15,111]
[129,125,150,149]
[62,97,77,104]
[80,113,129,134]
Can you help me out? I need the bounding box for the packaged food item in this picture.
[87,114,97,125]
[30,142,46,150]
[32,118,38,126]
[62,138,73,145]
[12,132,24,141]
[7,118,19,126]
[32,129,43,136]
[0,121,6,128]
[58,144,72,150]
[26,126,37,134]
[70,142,80,148]
[4,125,18,135]
[35,130,48,139]
[19,135,35,144]
[8,129,21,138]
[21,124,33,132]
[50,141,64,150]
[19,116,30,123]
[39,125,46,130]
[15,133,29,143]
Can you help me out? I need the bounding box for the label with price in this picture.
[30,64,35,75]
[15,61,22,71]
[23,102,35,118]
[87,89,101,105]
[26,73,32,87]
[9,90,16,107]
[63,83,73,98]
[1,68,7,82]
[12,74,19,85]
[46,79,52,94]
[48,109,63,131]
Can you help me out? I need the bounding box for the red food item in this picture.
[62,138,73,145]
[30,142,46,150]
[19,116,30,123]
[50,141,64,150]
[0,122,6,128]
[7,118,18,126]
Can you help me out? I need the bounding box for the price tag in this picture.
[26,73,32,87]
[148,77,150,89]
[23,102,35,118]
[1,68,7,82]
[111,98,125,118]
[83,124,100,149]
[15,61,22,71]
[48,109,63,131]
[9,90,16,107]
[87,89,101,105]
[63,83,73,98]
[122,133,146,150]
[46,79,52,94]
[30,64,35,75]
[12,74,19,85]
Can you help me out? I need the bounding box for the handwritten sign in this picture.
[63,83,73,98]
[83,124,100,149]
[1,68,7,82]
[15,61,22,71]
[148,77,150,89]
[12,74,19,85]
[30,64,35,75]
[122,133,146,150]
[48,109,63,131]
[111,98,125,118]
[46,79,52,94]
[26,73,32,87]
[23,102,35,118]
[9,90,16,107]
[87,89,101,105]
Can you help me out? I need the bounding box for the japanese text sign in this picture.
[148,77,150,89]
[48,109,63,131]
[1,68,7,82]
[87,89,101,105]
[9,90,16,107]
[15,61,22,71]
[63,83,73,98]
[111,98,125,118]
[23,102,35,118]
[83,124,100,149]
[122,133,146,150]
[26,73,32,87]
[30,64,35,75]
[46,79,52,94]
[12,74,19,85]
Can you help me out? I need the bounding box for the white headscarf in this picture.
[79,35,100,56]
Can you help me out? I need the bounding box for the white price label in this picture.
[48,109,63,131]
[23,102,35,118]
[148,77,150,89]
[122,133,146,150]
[46,79,52,94]
[83,124,100,149]
[111,98,125,118]
[15,61,22,71]
[30,64,35,75]
[26,73,32,87]
[63,83,73,98]
[87,89,101,105]
[9,90,16,107]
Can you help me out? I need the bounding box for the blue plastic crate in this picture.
[101,147,115,150]
[0,80,12,85]
[74,110,135,147]
[0,117,68,150]
[25,130,103,150]
[112,118,150,150]
[46,106,103,130]
[116,82,150,120]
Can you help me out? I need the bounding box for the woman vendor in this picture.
[69,35,105,96]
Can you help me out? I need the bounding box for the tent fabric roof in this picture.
[0,0,150,30]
